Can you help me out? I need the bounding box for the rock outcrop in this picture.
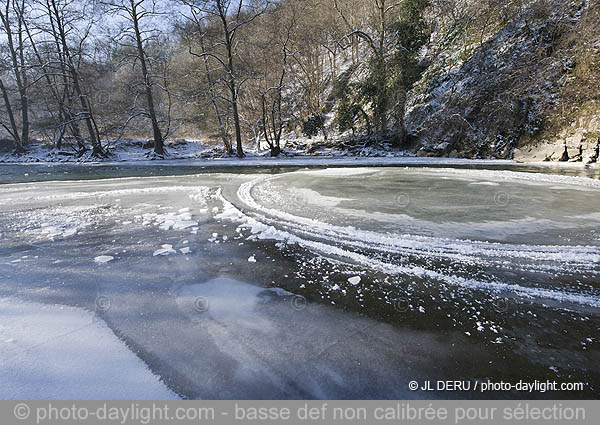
[404,0,600,161]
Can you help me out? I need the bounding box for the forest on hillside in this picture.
[0,0,597,160]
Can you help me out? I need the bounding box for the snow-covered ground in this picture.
[0,163,599,399]
[0,139,216,163]
[0,297,178,400]
[0,138,419,164]
[2,138,599,171]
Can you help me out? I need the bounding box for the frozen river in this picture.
[0,160,599,399]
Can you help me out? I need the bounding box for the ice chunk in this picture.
[348,276,361,286]
[94,256,114,264]
[141,212,197,232]
[153,245,176,257]
[173,220,198,230]
[62,229,78,237]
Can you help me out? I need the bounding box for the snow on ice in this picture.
[0,298,178,400]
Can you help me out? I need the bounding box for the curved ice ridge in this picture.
[238,177,600,268]
[214,179,600,309]
[419,168,600,189]
[219,194,600,308]
[0,186,207,205]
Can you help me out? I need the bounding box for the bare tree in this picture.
[333,0,401,138]
[0,0,30,152]
[181,0,269,158]
[282,0,342,136]
[103,0,167,156]
[259,4,296,157]
[25,15,83,153]
[28,0,105,156]
[179,11,233,155]
[0,74,25,152]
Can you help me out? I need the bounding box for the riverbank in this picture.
[3,138,600,167]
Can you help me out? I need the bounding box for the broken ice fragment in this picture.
[153,245,176,257]
[94,256,114,264]
[63,228,78,237]
[348,276,361,285]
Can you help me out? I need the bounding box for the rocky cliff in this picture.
[404,0,600,162]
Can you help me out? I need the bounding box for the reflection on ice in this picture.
[172,277,476,399]
[177,278,275,330]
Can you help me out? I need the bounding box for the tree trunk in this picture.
[226,43,243,157]
[199,38,233,155]
[218,1,244,158]
[0,77,25,153]
[1,1,29,148]
[270,145,281,157]
[47,0,103,156]
[231,95,244,158]
[130,0,164,156]
[17,10,28,147]
[375,56,387,138]
[73,77,104,157]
